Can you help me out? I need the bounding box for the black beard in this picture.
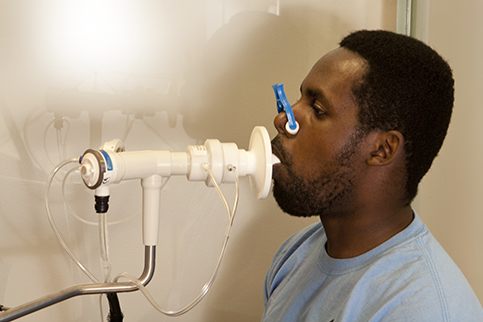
[271,131,363,218]
[272,164,355,218]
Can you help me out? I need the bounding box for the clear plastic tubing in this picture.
[98,212,111,282]
[45,158,100,283]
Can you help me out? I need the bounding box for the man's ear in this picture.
[367,130,405,166]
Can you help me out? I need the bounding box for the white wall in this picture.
[418,0,483,305]
[0,1,397,321]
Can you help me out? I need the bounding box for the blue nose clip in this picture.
[272,84,299,135]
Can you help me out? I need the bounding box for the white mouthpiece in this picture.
[272,154,280,165]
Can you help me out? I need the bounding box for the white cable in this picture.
[24,105,49,173]
[122,114,136,143]
[114,164,240,316]
[43,120,57,168]
[55,118,70,161]
[45,158,100,283]
[56,128,63,164]
[99,295,105,322]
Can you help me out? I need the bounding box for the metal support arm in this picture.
[0,245,156,322]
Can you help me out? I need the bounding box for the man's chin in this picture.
[272,185,319,218]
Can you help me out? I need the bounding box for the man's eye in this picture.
[313,105,326,116]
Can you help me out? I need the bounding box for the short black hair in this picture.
[339,30,454,203]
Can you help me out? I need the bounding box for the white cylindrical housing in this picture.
[186,145,209,181]
[204,139,224,186]
[119,150,190,180]
[220,143,239,183]
[80,149,191,189]
[142,175,163,246]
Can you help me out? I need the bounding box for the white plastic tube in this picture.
[141,175,163,246]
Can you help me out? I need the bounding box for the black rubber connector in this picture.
[95,195,110,214]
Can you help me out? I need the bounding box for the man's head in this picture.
[340,30,454,203]
[272,48,369,218]
[271,30,454,218]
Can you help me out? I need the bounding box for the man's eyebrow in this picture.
[300,84,334,111]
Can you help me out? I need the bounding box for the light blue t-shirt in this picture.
[262,213,483,321]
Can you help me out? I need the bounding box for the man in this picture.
[263,30,483,321]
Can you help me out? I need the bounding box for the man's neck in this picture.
[321,205,414,258]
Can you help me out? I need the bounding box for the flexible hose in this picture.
[45,158,101,283]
